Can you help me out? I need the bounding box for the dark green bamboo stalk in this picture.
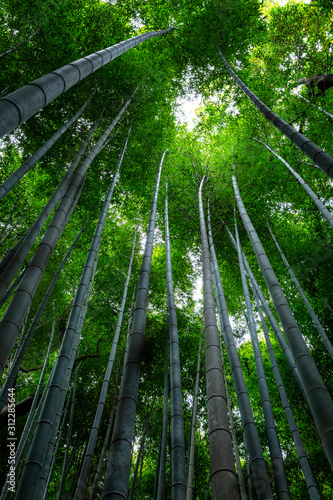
[235,222,290,498]
[0,317,55,500]
[56,365,79,500]
[0,30,39,59]
[187,320,203,500]
[0,28,172,138]
[251,284,320,499]
[0,97,92,200]
[165,183,186,500]
[296,92,333,120]
[128,396,157,500]
[254,139,333,230]
[35,249,98,500]
[15,149,120,498]
[224,224,306,400]
[0,99,131,378]
[207,206,273,499]
[267,222,333,360]
[218,331,247,500]
[89,367,119,500]
[0,110,103,300]
[219,49,333,179]
[233,173,333,470]
[157,327,169,500]
[198,180,238,500]
[75,186,136,499]
[102,150,167,500]
[40,394,70,500]
[0,227,84,413]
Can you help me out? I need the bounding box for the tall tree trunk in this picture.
[57,365,79,500]
[0,28,173,138]
[207,207,273,499]
[128,396,157,500]
[0,98,131,378]
[40,395,70,500]
[0,30,39,60]
[224,224,307,401]
[0,97,92,200]
[0,227,84,413]
[89,366,119,500]
[219,336,247,500]
[198,179,238,500]
[157,328,169,500]
[219,49,333,179]
[187,320,203,500]
[296,93,333,120]
[233,174,333,470]
[15,144,120,498]
[75,183,137,499]
[321,296,333,317]
[244,439,253,500]
[251,284,320,499]
[102,150,167,500]
[254,138,333,229]
[0,317,55,499]
[165,183,186,500]
[234,222,290,499]
[0,107,104,300]
[267,222,333,360]
[36,248,99,499]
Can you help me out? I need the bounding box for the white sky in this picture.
[176,94,202,131]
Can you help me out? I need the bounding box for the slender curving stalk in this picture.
[207,205,273,499]
[157,327,169,500]
[0,98,131,378]
[0,97,92,200]
[89,366,119,500]
[233,173,333,470]
[267,222,333,360]
[0,28,173,138]
[128,396,157,500]
[198,179,238,500]
[15,147,121,498]
[56,364,79,499]
[254,138,333,229]
[0,227,85,413]
[102,150,167,500]
[251,283,320,499]
[187,320,203,500]
[0,107,105,301]
[75,194,137,498]
[224,224,307,401]
[296,92,333,120]
[219,48,333,179]
[165,183,186,500]
[234,221,290,499]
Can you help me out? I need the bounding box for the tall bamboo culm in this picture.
[0,29,173,138]
[233,173,333,470]
[198,179,238,500]
[234,222,290,498]
[15,144,121,498]
[187,321,203,500]
[207,206,273,499]
[165,184,186,500]
[250,284,320,499]
[267,221,333,361]
[102,151,167,500]
[219,49,333,179]
[0,99,131,377]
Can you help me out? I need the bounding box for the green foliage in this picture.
[1,0,333,497]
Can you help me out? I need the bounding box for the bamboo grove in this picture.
[0,0,333,498]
